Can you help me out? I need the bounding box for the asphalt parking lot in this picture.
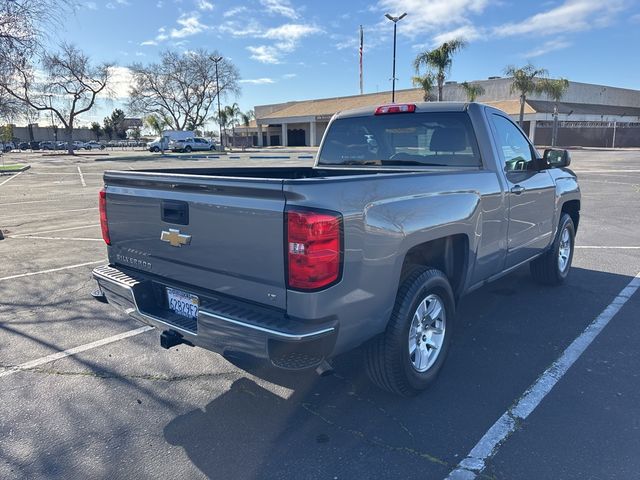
[1,149,639,479]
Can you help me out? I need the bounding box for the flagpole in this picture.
[359,25,364,95]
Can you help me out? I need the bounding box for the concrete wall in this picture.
[8,124,99,142]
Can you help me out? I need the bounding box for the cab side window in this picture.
[491,114,534,172]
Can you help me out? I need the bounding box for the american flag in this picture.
[359,25,364,95]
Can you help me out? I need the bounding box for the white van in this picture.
[147,131,195,152]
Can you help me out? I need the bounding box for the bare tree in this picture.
[0,43,112,154]
[0,0,71,120]
[128,50,240,131]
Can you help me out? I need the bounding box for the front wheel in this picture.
[184,146,192,153]
[151,146,160,153]
[365,268,455,396]
[530,213,575,285]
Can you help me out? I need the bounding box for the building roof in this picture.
[257,89,532,122]
[527,100,640,117]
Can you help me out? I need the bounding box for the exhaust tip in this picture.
[315,360,334,377]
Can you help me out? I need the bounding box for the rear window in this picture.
[318,111,481,167]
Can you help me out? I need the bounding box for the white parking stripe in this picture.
[0,326,154,378]
[11,207,97,218]
[0,170,25,186]
[11,224,100,237]
[446,271,640,480]
[0,193,95,206]
[9,235,103,242]
[0,260,104,282]
[576,246,640,249]
[77,166,87,187]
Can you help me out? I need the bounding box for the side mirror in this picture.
[543,149,571,168]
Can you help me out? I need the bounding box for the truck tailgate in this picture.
[104,172,287,309]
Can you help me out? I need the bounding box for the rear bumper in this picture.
[92,264,338,369]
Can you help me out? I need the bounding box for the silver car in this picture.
[169,137,216,153]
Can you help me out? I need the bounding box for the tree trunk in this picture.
[66,126,74,155]
[519,94,526,127]
[437,75,444,101]
[552,103,559,147]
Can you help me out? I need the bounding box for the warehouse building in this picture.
[239,77,640,148]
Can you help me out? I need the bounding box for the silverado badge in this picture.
[160,229,191,247]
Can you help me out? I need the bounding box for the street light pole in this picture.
[212,56,224,150]
[385,12,407,103]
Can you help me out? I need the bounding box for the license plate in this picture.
[166,287,199,320]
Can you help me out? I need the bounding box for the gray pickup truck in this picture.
[93,102,580,396]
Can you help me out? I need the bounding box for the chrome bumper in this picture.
[92,265,337,369]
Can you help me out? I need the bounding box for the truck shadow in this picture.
[162,265,638,479]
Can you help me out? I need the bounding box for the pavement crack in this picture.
[301,401,448,467]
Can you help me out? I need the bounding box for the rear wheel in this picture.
[152,146,160,153]
[365,268,455,396]
[530,213,575,285]
[184,146,192,153]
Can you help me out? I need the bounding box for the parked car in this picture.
[169,137,216,152]
[1,142,15,152]
[92,102,580,396]
[148,130,196,152]
[18,142,30,150]
[29,141,40,150]
[84,141,106,150]
[72,141,87,149]
[39,141,55,150]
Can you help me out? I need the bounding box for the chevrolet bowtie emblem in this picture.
[160,229,191,247]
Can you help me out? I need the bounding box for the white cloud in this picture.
[140,40,158,46]
[432,25,482,44]
[106,2,115,9]
[239,78,276,84]
[377,0,490,37]
[523,38,572,58]
[494,0,626,37]
[196,0,214,11]
[247,45,281,64]
[170,14,209,38]
[85,1,97,10]
[108,66,134,99]
[260,0,298,19]
[262,23,322,50]
[218,20,264,37]
[282,73,297,79]
[223,6,247,17]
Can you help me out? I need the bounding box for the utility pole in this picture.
[385,12,407,103]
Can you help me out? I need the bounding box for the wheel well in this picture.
[400,235,469,299]
[561,200,580,232]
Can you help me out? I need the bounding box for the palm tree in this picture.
[215,110,229,148]
[504,63,548,127]
[538,78,569,147]
[414,39,466,101]
[461,82,485,102]
[240,109,255,147]
[224,103,241,148]
[412,74,435,101]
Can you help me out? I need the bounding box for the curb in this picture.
[0,164,31,175]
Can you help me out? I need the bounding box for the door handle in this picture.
[510,185,525,195]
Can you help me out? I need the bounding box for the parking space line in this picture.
[576,246,640,249]
[0,193,95,206]
[0,326,154,379]
[11,224,100,237]
[8,235,103,242]
[10,207,97,218]
[0,260,104,282]
[446,271,640,480]
[77,166,87,187]
[0,170,25,186]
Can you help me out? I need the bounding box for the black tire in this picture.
[530,213,575,285]
[152,146,160,153]
[365,267,455,396]
[184,146,192,153]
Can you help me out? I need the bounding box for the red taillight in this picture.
[286,208,342,290]
[99,188,111,245]
[374,103,416,115]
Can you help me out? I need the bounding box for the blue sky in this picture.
[54,0,640,126]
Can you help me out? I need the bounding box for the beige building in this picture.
[237,78,640,148]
